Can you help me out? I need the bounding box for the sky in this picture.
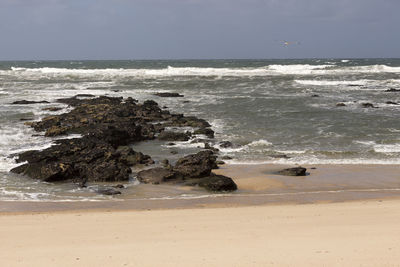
[0,0,399,60]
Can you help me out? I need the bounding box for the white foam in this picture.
[374,144,400,153]
[295,79,369,86]
[3,64,400,79]
[247,139,273,147]
[227,157,400,165]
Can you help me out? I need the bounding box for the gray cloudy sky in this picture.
[0,0,398,60]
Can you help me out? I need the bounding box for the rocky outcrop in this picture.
[11,137,153,184]
[10,95,237,193]
[136,151,237,192]
[277,167,307,176]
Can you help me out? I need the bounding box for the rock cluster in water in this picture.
[10,95,237,192]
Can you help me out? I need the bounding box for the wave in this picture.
[295,79,370,86]
[6,64,400,78]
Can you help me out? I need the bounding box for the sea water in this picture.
[1,59,400,200]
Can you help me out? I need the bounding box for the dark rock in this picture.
[385,88,400,92]
[167,142,176,146]
[184,174,237,192]
[336,103,346,107]
[20,118,34,121]
[386,101,399,105]
[310,167,317,170]
[161,159,169,167]
[193,128,214,138]
[170,150,178,155]
[96,187,121,195]
[45,126,70,137]
[183,101,190,103]
[11,137,151,184]
[361,103,377,108]
[203,143,219,153]
[113,184,125,189]
[173,150,217,178]
[76,94,95,97]
[218,141,233,148]
[42,107,63,112]
[11,95,219,191]
[12,100,50,105]
[221,155,233,160]
[268,154,290,159]
[311,94,319,97]
[158,131,190,141]
[216,160,225,165]
[153,92,184,97]
[278,167,307,176]
[136,167,178,184]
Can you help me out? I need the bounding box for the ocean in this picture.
[1,58,400,201]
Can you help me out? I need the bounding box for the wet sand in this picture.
[1,164,400,213]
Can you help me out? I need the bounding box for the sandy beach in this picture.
[1,164,400,266]
[1,199,400,266]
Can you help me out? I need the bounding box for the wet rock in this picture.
[170,150,178,155]
[96,187,122,195]
[385,88,400,92]
[113,184,125,189]
[221,155,233,160]
[153,92,184,97]
[158,131,190,141]
[216,160,225,165]
[218,141,233,148]
[278,167,307,176]
[42,107,63,112]
[20,118,34,121]
[193,128,214,138]
[12,100,50,105]
[336,103,346,107]
[268,154,290,159]
[76,94,95,97]
[45,126,70,137]
[204,143,219,152]
[184,174,237,192]
[136,167,178,184]
[311,94,319,97]
[11,162,73,182]
[11,95,220,191]
[386,101,399,105]
[11,137,150,184]
[161,159,169,167]
[361,103,377,108]
[166,142,176,146]
[173,150,217,178]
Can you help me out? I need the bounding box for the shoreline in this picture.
[2,199,400,266]
[1,163,400,213]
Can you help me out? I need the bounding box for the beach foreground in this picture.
[2,199,400,266]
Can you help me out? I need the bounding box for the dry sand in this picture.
[2,199,400,267]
